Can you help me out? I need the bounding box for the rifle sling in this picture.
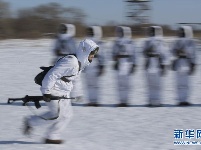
[60,76,71,82]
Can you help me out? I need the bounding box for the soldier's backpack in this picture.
[34,66,53,86]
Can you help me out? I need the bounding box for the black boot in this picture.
[44,139,63,144]
[178,102,191,106]
[86,102,99,107]
[116,103,128,107]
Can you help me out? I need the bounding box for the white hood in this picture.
[151,26,163,38]
[88,26,102,41]
[123,26,132,39]
[58,23,76,38]
[115,26,132,39]
[181,26,193,38]
[76,39,99,70]
[66,24,76,37]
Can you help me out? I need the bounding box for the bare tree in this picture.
[12,2,87,38]
[63,7,86,23]
[33,3,64,19]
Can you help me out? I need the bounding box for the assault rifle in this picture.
[7,95,75,109]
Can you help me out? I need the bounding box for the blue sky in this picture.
[4,0,201,27]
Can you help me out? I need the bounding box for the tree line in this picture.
[0,1,200,39]
[0,1,88,38]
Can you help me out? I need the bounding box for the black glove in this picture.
[189,63,195,75]
[130,64,136,74]
[113,62,119,70]
[160,64,165,76]
[97,65,104,76]
[144,59,149,70]
[171,60,177,71]
[43,94,51,102]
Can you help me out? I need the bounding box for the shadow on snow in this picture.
[0,140,39,144]
[1,102,201,108]
[72,103,201,108]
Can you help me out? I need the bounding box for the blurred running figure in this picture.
[112,26,137,107]
[84,26,105,106]
[171,26,196,106]
[52,23,77,63]
[142,26,168,107]
[52,23,84,100]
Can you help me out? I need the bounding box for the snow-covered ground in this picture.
[0,38,201,150]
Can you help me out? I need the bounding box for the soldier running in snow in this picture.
[23,39,99,144]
